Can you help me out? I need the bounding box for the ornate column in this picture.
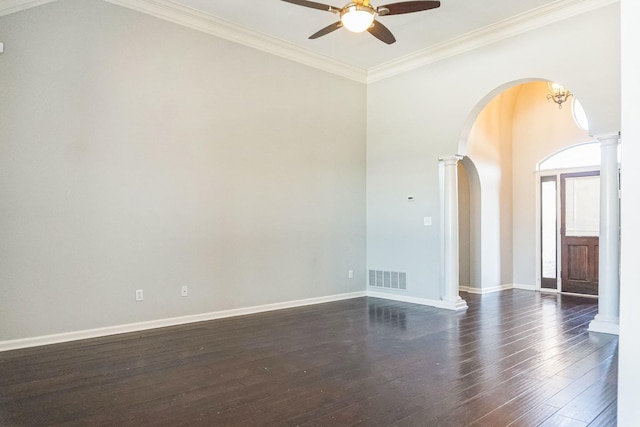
[440,155,468,311]
[589,134,620,335]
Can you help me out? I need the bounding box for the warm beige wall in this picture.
[458,163,470,289]
[465,86,518,290]
[0,0,367,341]
[511,82,591,286]
[462,81,591,291]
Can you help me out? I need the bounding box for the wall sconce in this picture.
[547,82,572,109]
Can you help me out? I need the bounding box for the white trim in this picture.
[562,291,599,299]
[540,288,600,299]
[459,284,514,294]
[535,173,543,292]
[1,0,617,84]
[0,291,366,352]
[103,0,367,83]
[0,0,56,16]
[460,284,538,293]
[588,315,620,335]
[513,283,538,291]
[366,0,618,83]
[367,290,467,311]
[537,164,602,176]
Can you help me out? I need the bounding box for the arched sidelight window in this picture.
[539,141,600,171]
[539,141,621,171]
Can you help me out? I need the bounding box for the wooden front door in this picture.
[561,172,600,295]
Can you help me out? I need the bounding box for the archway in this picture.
[457,80,591,293]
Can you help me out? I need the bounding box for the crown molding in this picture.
[2,0,618,84]
[0,0,56,16]
[367,0,619,83]
[104,0,367,83]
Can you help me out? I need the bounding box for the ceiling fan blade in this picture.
[309,21,343,39]
[281,0,340,13]
[378,1,440,15]
[367,20,396,44]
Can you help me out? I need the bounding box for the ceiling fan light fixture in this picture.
[340,4,375,33]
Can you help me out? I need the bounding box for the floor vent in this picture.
[368,270,407,290]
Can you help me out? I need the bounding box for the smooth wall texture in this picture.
[0,0,367,341]
[459,82,588,293]
[510,82,591,287]
[466,86,517,291]
[457,163,470,289]
[618,0,640,424]
[367,4,619,300]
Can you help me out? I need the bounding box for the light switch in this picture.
[424,217,432,226]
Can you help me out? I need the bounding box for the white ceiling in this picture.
[2,0,615,81]
[169,0,573,69]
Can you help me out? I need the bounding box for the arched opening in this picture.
[458,80,592,293]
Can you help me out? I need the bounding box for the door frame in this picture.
[535,166,600,294]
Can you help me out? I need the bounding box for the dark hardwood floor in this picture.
[0,290,618,426]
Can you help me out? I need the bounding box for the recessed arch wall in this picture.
[459,81,593,292]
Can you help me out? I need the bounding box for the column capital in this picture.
[438,154,464,165]
[595,133,621,146]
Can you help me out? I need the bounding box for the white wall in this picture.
[618,0,639,424]
[0,0,367,341]
[367,4,619,300]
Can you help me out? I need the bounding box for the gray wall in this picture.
[366,4,620,300]
[0,0,367,340]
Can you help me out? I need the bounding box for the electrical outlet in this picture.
[348,270,354,279]
[135,289,144,302]
[181,285,188,297]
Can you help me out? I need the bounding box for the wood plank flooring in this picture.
[0,290,618,426]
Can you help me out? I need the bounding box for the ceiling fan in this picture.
[281,0,441,44]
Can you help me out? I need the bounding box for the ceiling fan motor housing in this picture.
[281,0,441,43]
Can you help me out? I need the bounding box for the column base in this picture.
[588,314,620,335]
[440,297,468,311]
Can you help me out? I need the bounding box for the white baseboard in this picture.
[0,291,367,352]
[512,283,537,291]
[460,284,516,294]
[588,315,620,335]
[367,290,468,311]
[0,284,544,352]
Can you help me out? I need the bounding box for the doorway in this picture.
[539,170,600,295]
[560,171,600,295]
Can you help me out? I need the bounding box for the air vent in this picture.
[368,270,407,290]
